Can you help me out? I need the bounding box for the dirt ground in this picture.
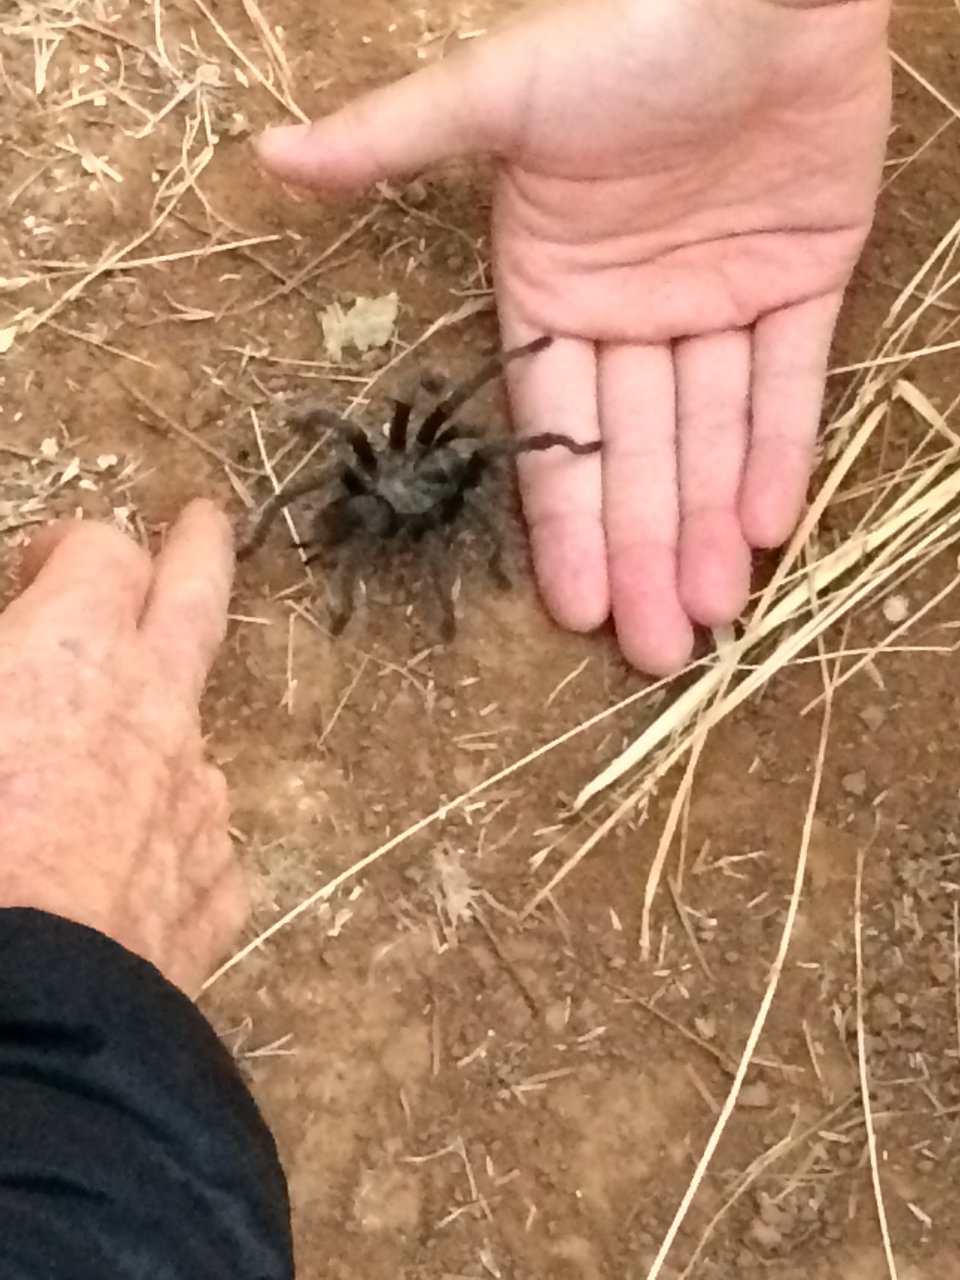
[2,1,960,1277]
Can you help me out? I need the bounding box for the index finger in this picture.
[11,519,152,633]
[139,500,235,703]
[501,320,609,633]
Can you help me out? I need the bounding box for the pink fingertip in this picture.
[679,511,752,628]
[740,442,812,549]
[610,543,694,676]
[531,519,610,634]
[253,125,312,181]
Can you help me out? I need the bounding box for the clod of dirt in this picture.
[739,1081,772,1109]
[870,992,902,1028]
[882,593,910,624]
[694,1015,716,1041]
[544,1001,569,1035]
[756,1193,797,1236]
[321,293,399,361]
[859,704,886,732]
[841,771,868,798]
[351,1162,421,1233]
[747,1219,783,1252]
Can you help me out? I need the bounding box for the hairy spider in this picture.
[237,336,600,637]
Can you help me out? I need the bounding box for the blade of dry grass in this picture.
[855,839,901,1279]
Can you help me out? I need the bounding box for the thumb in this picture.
[254,41,514,192]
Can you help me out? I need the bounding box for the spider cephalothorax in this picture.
[238,336,599,637]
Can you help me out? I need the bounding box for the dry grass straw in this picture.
[855,837,900,1280]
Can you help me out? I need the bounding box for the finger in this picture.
[139,500,234,703]
[19,520,75,590]
[675,330,753,627]
[500,316,608,632]
[741,292,843,548]
[599,343,693,675]
[255,38,503,191]
[16,518,152,629]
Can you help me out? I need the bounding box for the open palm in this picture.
[258,0,891,673]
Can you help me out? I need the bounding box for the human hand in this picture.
[256,0,891,673]
[0,501,244,995]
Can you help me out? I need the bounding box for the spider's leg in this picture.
[388,397,414,451]
[421,537,457,641]
[323,543,364,636]
[236,476,328,561]
[461,451,487,489]
[416,335,552,447]
[465,494,510,590]
[288,405,379,474]
[340,463,369,496]
[391,369,452,451]
[479,432,602,460]
[431,423,463,449]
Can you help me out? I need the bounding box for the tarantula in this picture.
[237,335,599,638]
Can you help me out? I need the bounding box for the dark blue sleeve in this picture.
[0,908,293,1280]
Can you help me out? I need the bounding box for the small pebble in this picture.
[860,704,886,733]
[544,1002,568,1035]
[870,992,901,1028]
[739,1081,772,1109]
[757,1196,792,1232]
[747,1220,782,1252]
[882,594,909,624]
[401,177,428,205]
[842,771,868,798]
